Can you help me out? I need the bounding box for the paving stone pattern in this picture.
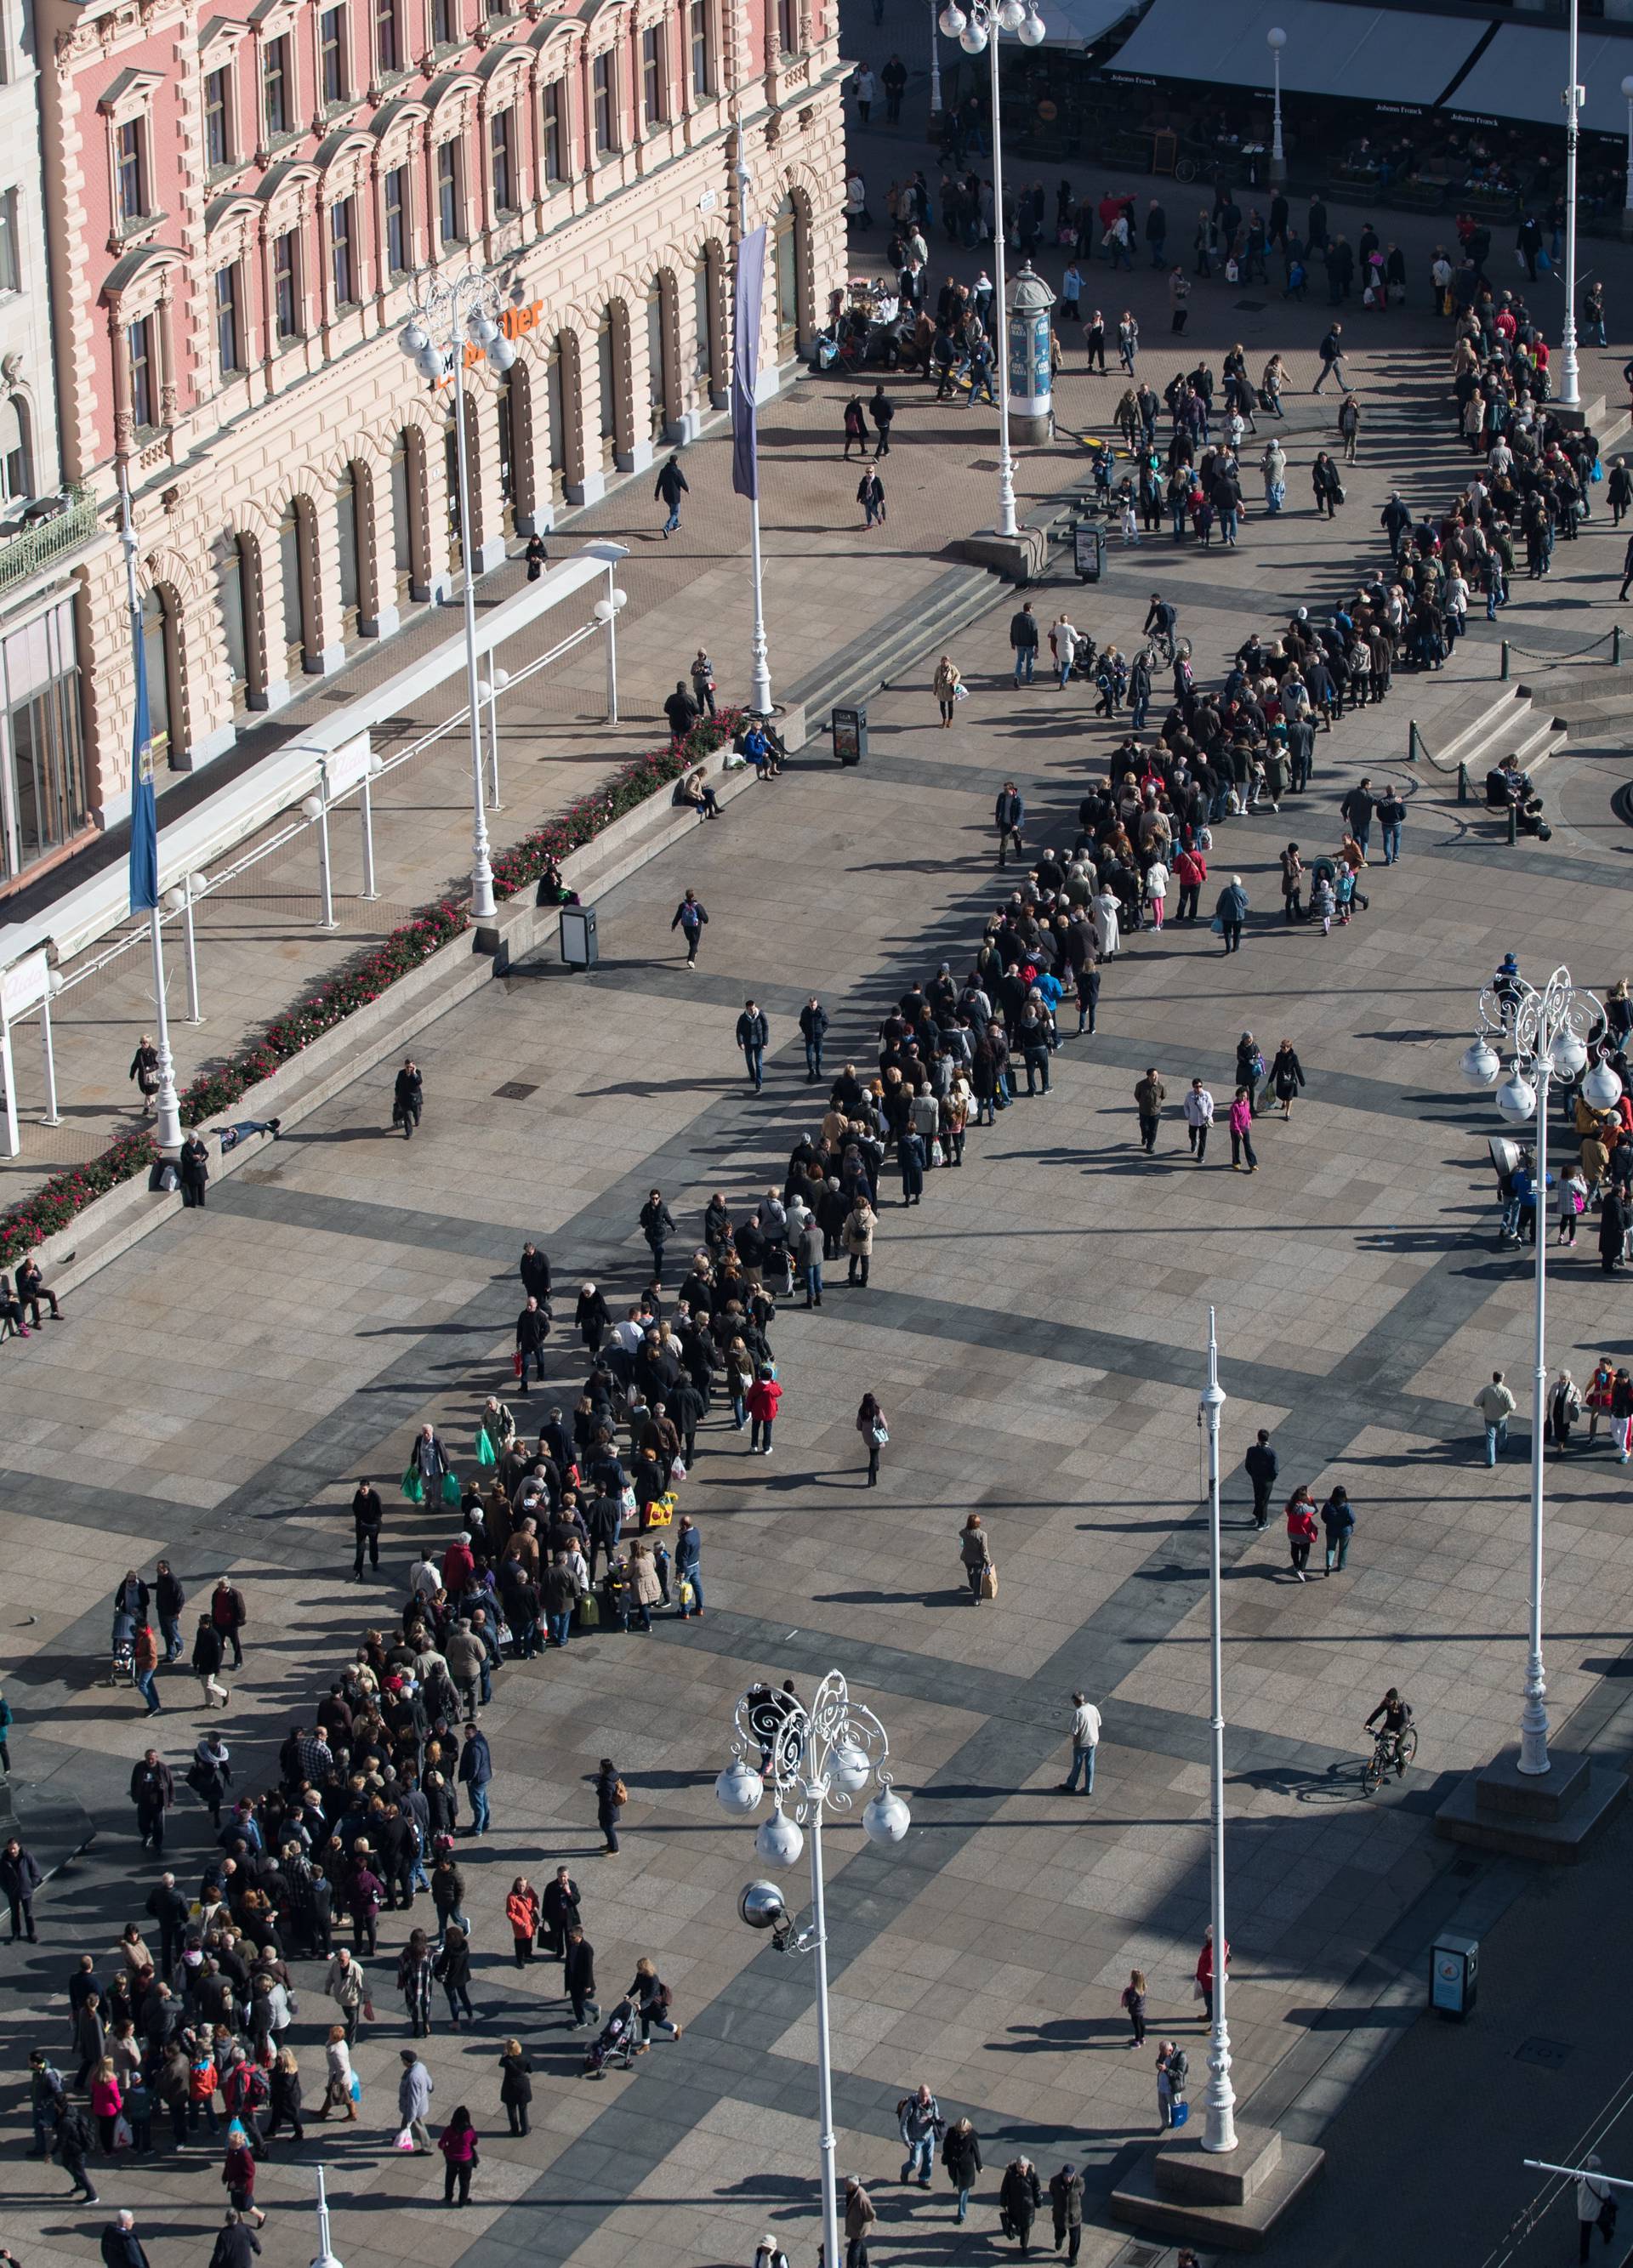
[8,75,1633,2268]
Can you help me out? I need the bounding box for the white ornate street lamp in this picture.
[1266,28,1287,186]
[935,0,1045,538]
[1459,964,1605,1774]
[717,1673,911,2268]
[400,271,518,921]
[1197,1310,1235,2153]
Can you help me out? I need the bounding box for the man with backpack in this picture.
[898,2082,944,2185]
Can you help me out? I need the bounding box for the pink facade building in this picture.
[22,0,843,857]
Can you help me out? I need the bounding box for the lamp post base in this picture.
[1623,204,1633,238]
[1269,154,1287,185]
[1434,1743,1626,1864]
[1112,2121,1323,2252]
[960,526,1049,583]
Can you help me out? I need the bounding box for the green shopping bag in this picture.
[401,1464,424,1504]
[441,1470,462,1507]
[476,1429,498,1469]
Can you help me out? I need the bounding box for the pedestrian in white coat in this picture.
[1091,887,1121,958]
[1182,1077,1215,1162]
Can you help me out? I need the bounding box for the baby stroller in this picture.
[583,2001,638,2079]
[111,1608,137,1687]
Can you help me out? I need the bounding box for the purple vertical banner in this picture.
[731,225,767,502]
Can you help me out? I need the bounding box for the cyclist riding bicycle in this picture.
[1364,1689,1414,1778]
[1143,594,1179,657]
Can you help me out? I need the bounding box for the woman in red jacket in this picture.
[506,1879,540,1969]
[1284,1486,1318,1582]
[745,1369,782,1457]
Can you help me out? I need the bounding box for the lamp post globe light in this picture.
[1266,27,1287,185]
[1457,963,1604,1776]
[936,0,1045,538]
[399,270,519,922]
[716,1672,910,2268]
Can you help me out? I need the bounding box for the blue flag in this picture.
[731,226,766,503]
[127,600,158,913]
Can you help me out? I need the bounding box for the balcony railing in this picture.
[0,486,99,599]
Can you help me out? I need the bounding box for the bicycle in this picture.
[1362,1722,1417,1795]
[1147,628,1192,668]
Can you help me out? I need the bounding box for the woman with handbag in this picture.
[959,1514,993,1603]
[857,1393,888,1487]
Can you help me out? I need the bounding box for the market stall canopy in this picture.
[1443,22,1633,131]
[1103,0,1486,111]
[1035,0,1140,48]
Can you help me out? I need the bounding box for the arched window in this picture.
[336,466,362,639]
[444,420,462,573]
[390,429,426,600]
[139,586,183,765]
[216,534,256,714]
[693,247,719,406]
[546,335,568,504]
[773,195,802,356]
[596,307,617,470]
[278,500,318,672]
[499,362,533,532]
[646,277,669,443]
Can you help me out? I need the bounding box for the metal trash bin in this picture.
[1430,1931,1478,2019]
[1073,523,1106,583]
[560,903,599,969]
[832,705,868,765]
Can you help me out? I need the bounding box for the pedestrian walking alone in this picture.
[670,890,708,967]
[933,653,962,725]
[654,452,688,536]
[942,2116,982,2224]
[437,2106,479,2206]
[959,1512,994,1602]
[1183,1077,1214,1162]
[858,1392,887,1486]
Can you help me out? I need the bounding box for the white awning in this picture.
[1104,0,1485,107]
[1035,0,1139,50]
[1445,24,1631,132]
[0,543,624,974]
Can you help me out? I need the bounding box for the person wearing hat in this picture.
[753,2237,789,2268]
[1578,2155,1616,2260]
[1049,2164,1084,2262]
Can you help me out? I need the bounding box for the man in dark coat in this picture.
[515,1297,550,1390]
[540,1864,581,1958]
[655,452,689,535]
[129,1751,174,1852]
[100,2211,149,2268]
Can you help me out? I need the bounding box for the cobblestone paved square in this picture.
[9,44,1633,2268]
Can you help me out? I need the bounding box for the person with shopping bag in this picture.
[959,1514,994,1603]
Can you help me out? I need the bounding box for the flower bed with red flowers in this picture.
[0,713,742,1265]
[490,706,743,899]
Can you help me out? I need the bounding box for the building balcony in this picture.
[0,486,99,603]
